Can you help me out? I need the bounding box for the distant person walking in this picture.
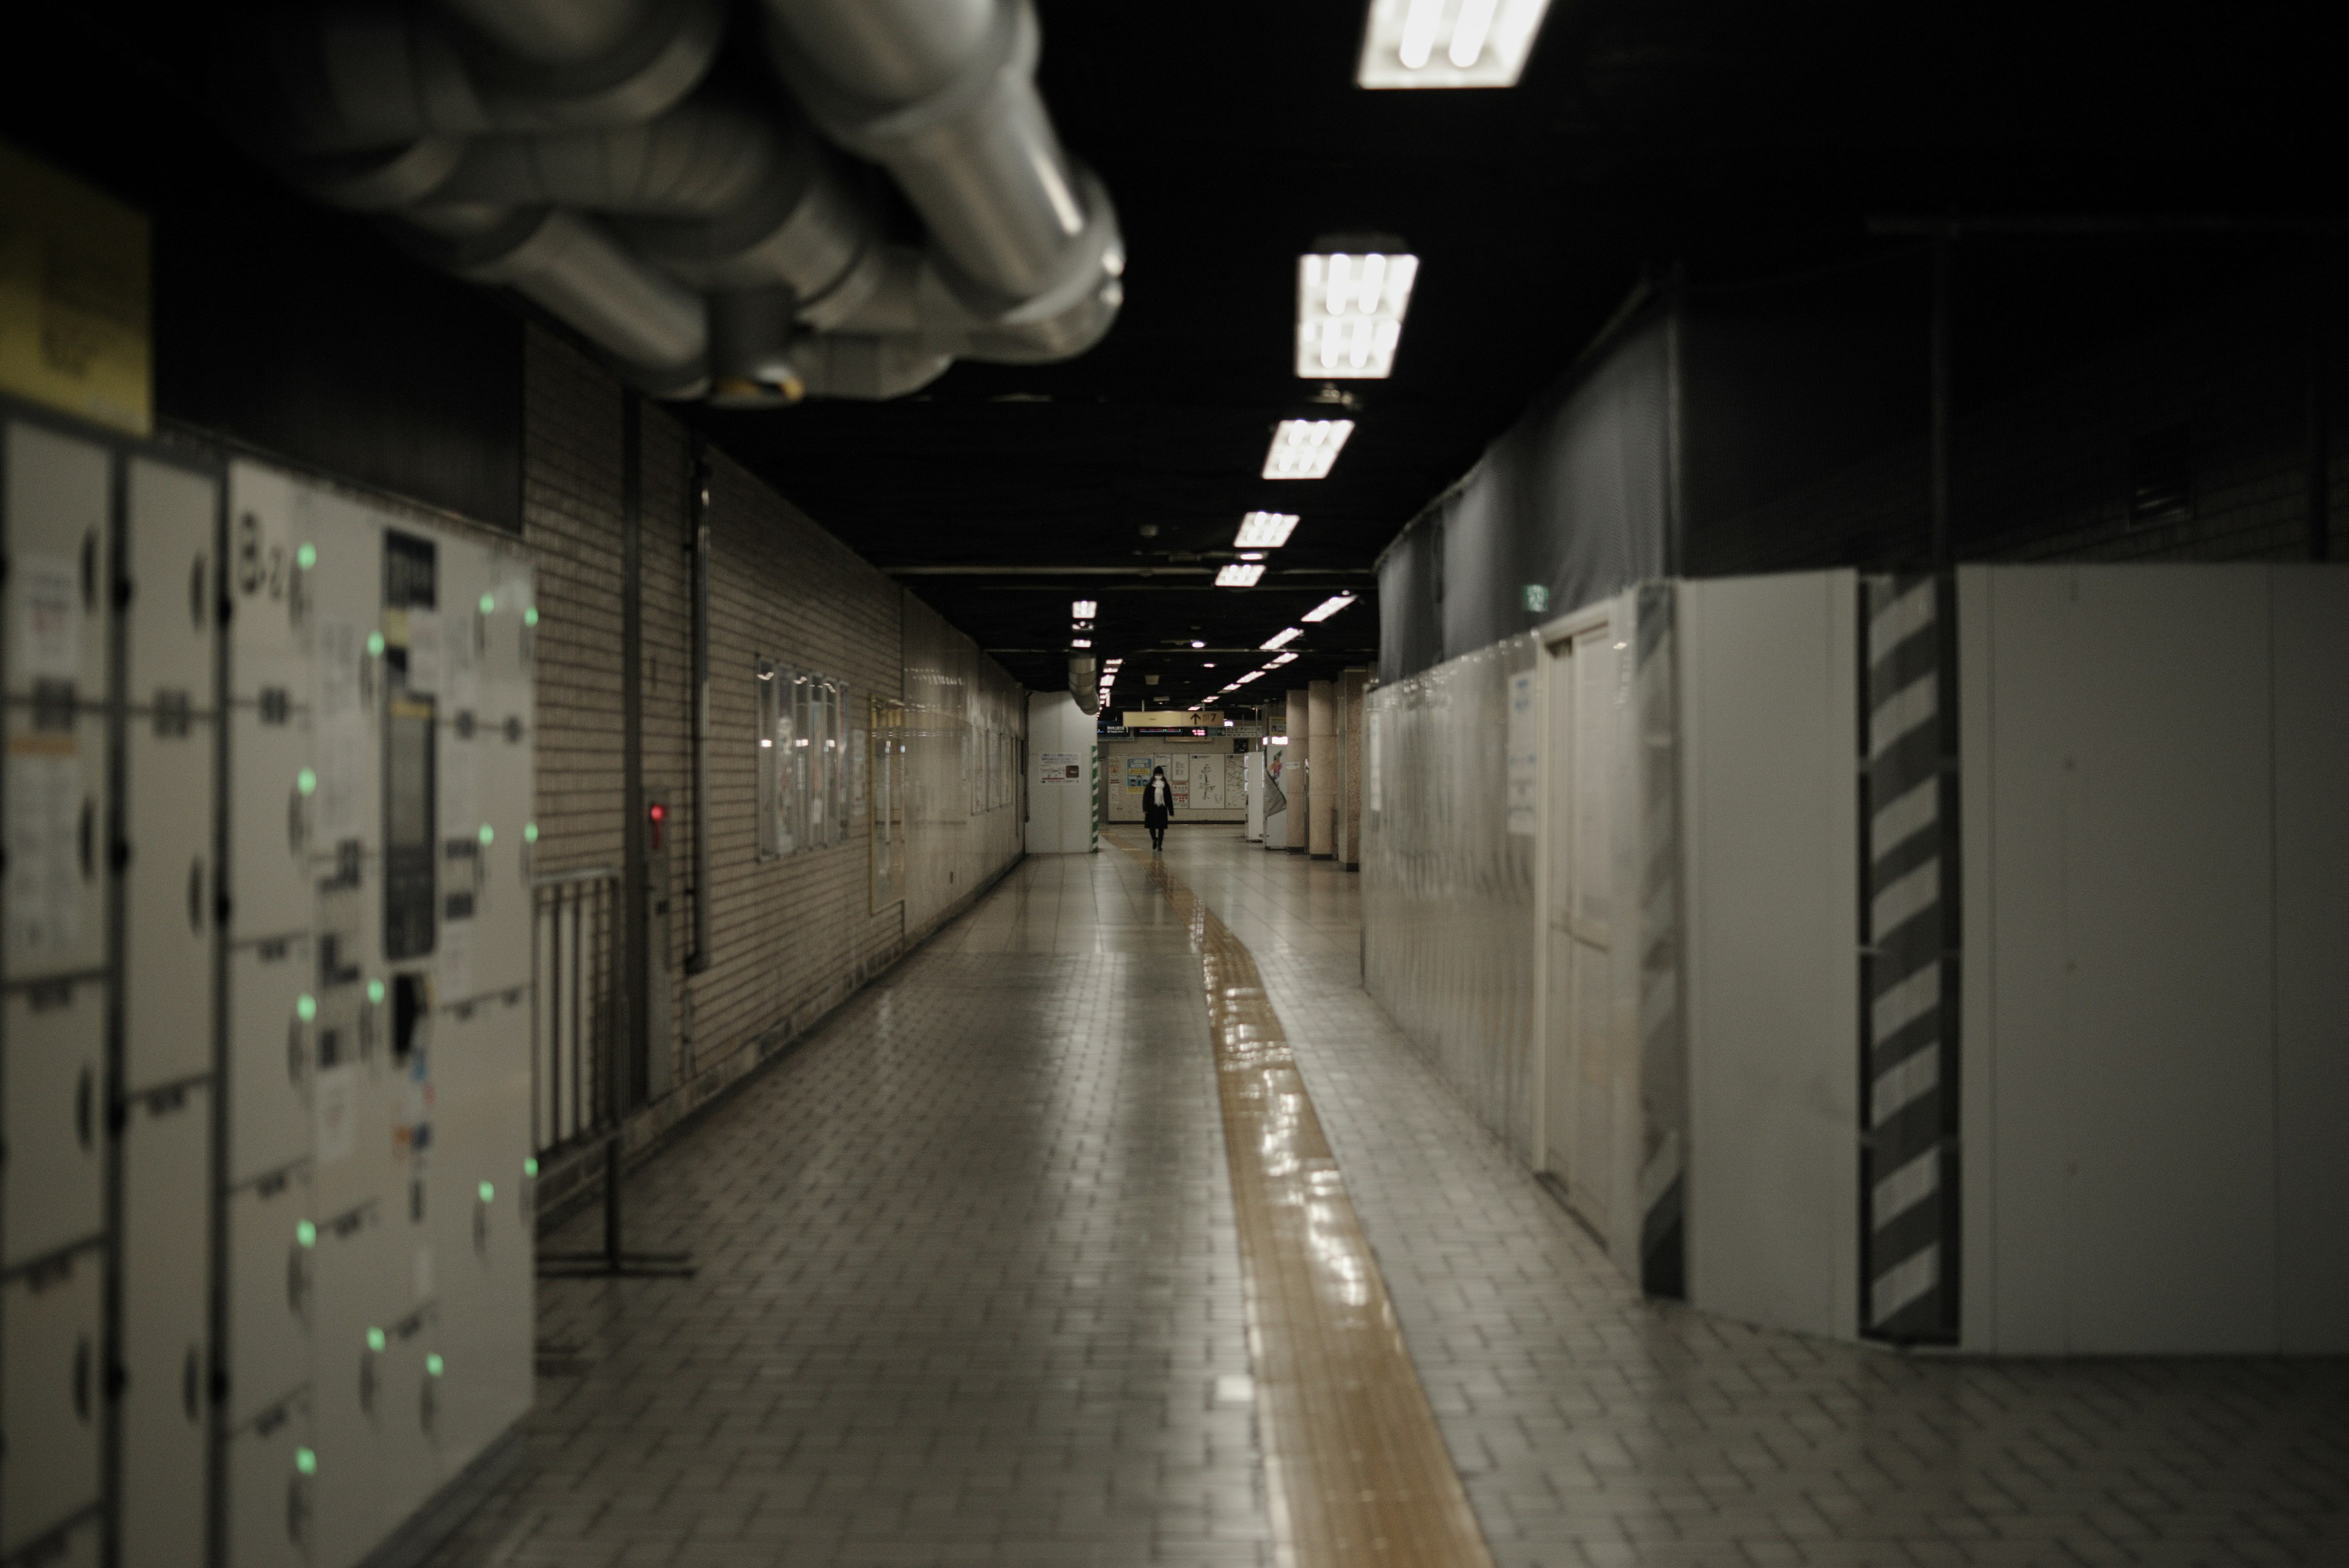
[1143,765,1174,852]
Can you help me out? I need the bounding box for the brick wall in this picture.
[511,326,1025,1186]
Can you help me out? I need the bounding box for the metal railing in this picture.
[529,863,694,1279]
[532,867,620,1162]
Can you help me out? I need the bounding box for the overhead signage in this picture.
[1123,710,1221,729]
[0,143,152,434]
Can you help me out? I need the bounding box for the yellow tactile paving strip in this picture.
[1111,831,1496,1568]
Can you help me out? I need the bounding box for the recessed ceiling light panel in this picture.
[1263,420,1354,480]
[1301,593,1358,623]
[1357,0,1554,89]
[1217,563,1267,587]
[1297,253,1417,379]
[1071,599,1097,618]
[1234,511,1299,549]
[1261,626,1302,650]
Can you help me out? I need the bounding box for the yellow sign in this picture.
[1123,710,1221,729]
[0,142,152,435]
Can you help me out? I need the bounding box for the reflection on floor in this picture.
[426,827,2349,1568]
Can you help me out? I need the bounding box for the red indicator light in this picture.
[648,804,666,822]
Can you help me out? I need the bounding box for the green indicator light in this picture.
[366,631,385,657]
[297,543,317,571]
[426,1353,444,1377]
[297,767,317,797]
[478,823,494,846]
[524,822,539,844]
[295,994,316,1023]
[296,1221,316,1248]
[478,1181,495,1204]
[479,592,495,615]
[367,978,385,1005]
[522,1157,538,1178]
[295,1447,317,1477]
[366,1327,386,1353]
[524,606,539,628]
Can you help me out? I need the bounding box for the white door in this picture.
[1542,627,1620,1242]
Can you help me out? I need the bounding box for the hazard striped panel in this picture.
[1860,574,1960,1343]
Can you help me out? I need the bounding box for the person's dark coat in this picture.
[1141,771,1174,830]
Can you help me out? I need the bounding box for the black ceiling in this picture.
[686,0,2344,711]
[9,2,2341,716]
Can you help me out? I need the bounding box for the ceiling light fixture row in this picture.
[1358,0,1554,88]
[1297,252,1418,379]
[1235,511,1299,548]
[1262,418,1354,480]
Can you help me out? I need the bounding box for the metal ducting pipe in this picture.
[788,334,953,401]
[762,0,1123,323]
[405,205,710,393]
[429,101,786,215]
[239,0,725,153]
[1069,656,1099,717]
[439,0,645,64]
[231,0,1123,400]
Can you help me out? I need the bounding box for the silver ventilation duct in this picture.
[232,0,1123,401]
[1069,656,1099,716]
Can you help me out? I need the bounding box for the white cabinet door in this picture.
[119,1083,213,1568]
[226,937,313,1185]
[3,420,109,703]
[226,705,315,942]
[225,1168,314,1429]
[225,463,313,705]
[4,702,108,981]
[0,1249,103,1555]
[1,978,105,1266]
[124,716,216,1091]
[123,455,218,715]
[224,1398,311,1568]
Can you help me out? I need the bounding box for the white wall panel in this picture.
[1025,693,1096,853]
[1680,571,1858,1342]
[1979,568,2072,1354]
[2062,567,2275,1353]
[2272,567,2349,1353]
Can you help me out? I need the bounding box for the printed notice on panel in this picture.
[5,731,82,961]
[1506,670,1538,836]
[315,619,365,839]
[1039,751,1080,781]
[316,1064,358,1164]
[12,553,82,685]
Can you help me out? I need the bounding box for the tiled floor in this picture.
[426,827,2349,1568]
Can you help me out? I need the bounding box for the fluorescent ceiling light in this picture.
[1357,0,1553,89]
[1235,670,1265,685]
[1217,563,1267,587]
[1262,420,1354,480]
[1071,599,1097,618]
[1301,593,1358,623]
[1261,626,1302,650]
[1297,253,1418,379]
[1071,638,1092,648]
[1235,511,1300,548]
[1190,639,1206,648]
[1270,652,1299,666]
